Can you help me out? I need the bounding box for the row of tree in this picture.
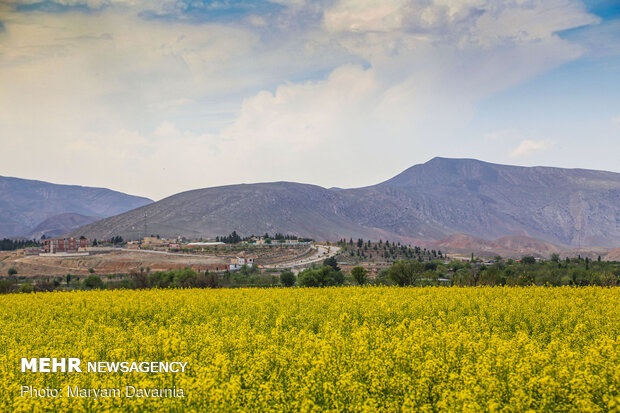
[2,254,619,294]
[379,256,620,287]
[215,231,313,244]
[0,239,40,251]
[335,239,444,262]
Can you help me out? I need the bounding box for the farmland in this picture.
[1,286,618,412]
[0,244,315,278]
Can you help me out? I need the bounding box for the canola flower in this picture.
[0,286,618,412]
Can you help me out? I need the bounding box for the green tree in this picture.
[0,280,15,294]
[18,283,33,293]
[173,268,199,288]
[280,271,296,287]
[298,266,344,287]
[83,275,104,289]
[389,260,423,286]
[521,256,536,265]
[7,267,17,276]
[323,256,340,272]
[480,267,502,286]
[374,268,392,285]
[351,266,368,285]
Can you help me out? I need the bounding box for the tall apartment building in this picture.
[44,237,90,253]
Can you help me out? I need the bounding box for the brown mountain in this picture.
[493,235,561,256]
[25,213,101,239]
[0,176,152,239]
[67,158,620,249]
[604,248,620,261]
[427,233,503,252]
[425,234,563,258]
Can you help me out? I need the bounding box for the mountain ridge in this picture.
[0,176,153,238]
[66,158,620,249]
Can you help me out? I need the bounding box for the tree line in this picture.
[1,254,618,294]
[216,231,312,244]
[0,239,40,251]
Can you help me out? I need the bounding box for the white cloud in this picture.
[484,129,522,141]
[0,0,608,199]
[510,140,553,157]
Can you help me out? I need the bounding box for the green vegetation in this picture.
[351,266,368,285]
[1,248,619,294]
[0,238,40,251]
[215,231,313,244]
[298,266,345,287]
[83,275,104,289]
[280,271,296,287]
[380,255,619,287]
[335,238,443,263]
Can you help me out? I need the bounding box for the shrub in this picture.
[83,275,104,289]
[280,271,296,287]
[0,280,15,294]
[298,266,344,287]
[389,260,424,286]
[351,266,368,285]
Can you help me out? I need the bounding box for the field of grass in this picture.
[1,287,618,412]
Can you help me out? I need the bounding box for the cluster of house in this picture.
[229,257,255,271]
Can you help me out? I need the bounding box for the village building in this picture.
[229,257,255,271]
[141,236,166,247]
[43,237,90,253]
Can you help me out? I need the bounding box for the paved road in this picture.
[263,244,340,271]
[121,244,340,271]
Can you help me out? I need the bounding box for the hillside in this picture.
[0,176,152,238]
[68,182,396,241]
[425,234,563,258]
[68,158,620,248]
[25,213,101,239]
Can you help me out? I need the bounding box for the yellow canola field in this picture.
[0,286,619,412]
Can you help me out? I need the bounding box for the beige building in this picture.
[142,236,165,246]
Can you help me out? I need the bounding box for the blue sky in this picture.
[0,0,619,199]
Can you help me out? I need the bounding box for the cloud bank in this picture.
[0,0,614,199]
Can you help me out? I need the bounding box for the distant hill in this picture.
[493,235,561,256]
[0,176,152,238]
[426,234,562,258]
[67,158,620,249]
[25,213,101,240]
[68,182,395,242]
[604,248,620,261]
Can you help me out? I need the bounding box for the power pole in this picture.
[144,212,147,239]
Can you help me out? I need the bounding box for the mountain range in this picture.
[0,176,152,239]
[65,158,620,250]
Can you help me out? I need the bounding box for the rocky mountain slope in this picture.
[67,158,620,248]
[0,176,152,238]
[426,234,562,258]
[25,213,101,239]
